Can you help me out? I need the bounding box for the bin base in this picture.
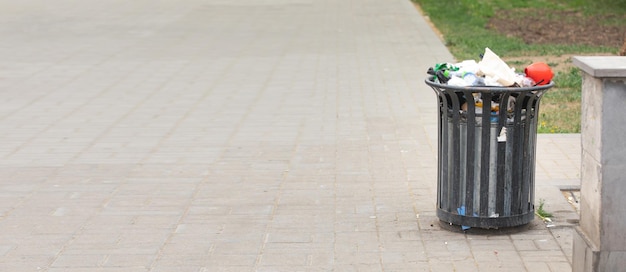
[437,209,535,229]
[438,219,537,234]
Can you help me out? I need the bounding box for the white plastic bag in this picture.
[478,48,517,86]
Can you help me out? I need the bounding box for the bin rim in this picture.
[425,76,553,92]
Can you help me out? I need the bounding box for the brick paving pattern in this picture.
[0,0,579,271]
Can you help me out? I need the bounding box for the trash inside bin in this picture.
[424,48,555,229]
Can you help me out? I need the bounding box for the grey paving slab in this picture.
[0,0,580,271]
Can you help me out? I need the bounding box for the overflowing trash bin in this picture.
[425,48,554,229]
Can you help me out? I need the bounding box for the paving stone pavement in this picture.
[0,0,580,271]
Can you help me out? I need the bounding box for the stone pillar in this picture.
[572,56,626,272]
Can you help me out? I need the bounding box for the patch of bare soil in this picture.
[488,8,626,49]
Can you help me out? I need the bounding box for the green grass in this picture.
[413,0,622,59]
[536,199,553,219]
[413,0,624,133]
[538,67,582,133]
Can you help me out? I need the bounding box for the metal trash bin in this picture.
[425,76,553,228]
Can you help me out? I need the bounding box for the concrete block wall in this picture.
[572,56,626,272]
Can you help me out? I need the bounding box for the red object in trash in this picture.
[524,62,553,86]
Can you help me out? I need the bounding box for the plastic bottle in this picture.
[462,73,485,86]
